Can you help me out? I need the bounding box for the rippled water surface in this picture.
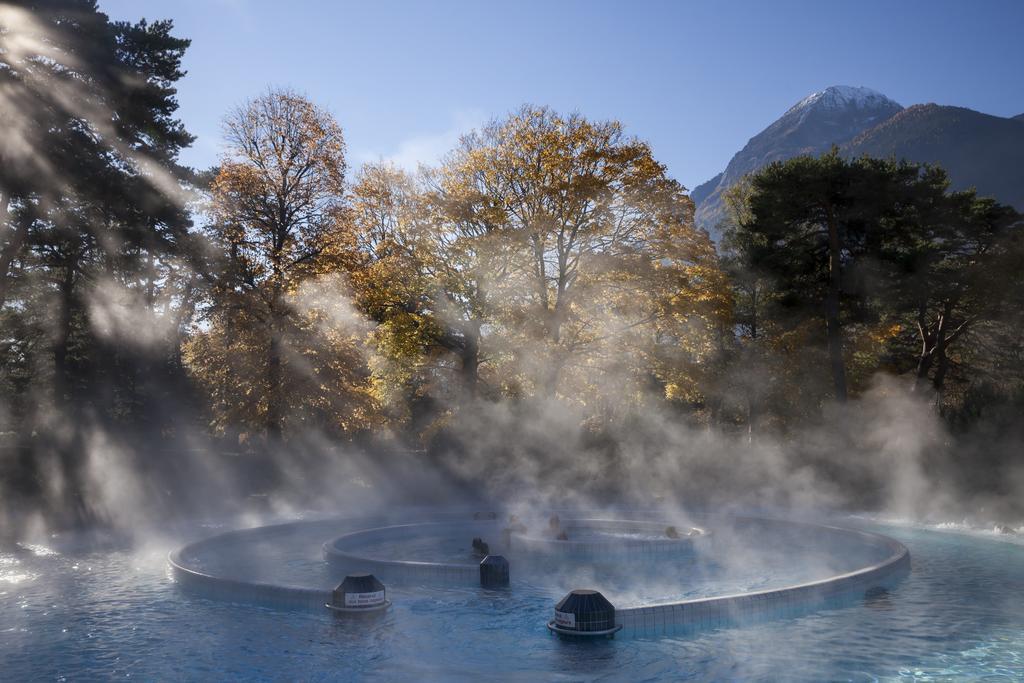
[2,518,1023,681]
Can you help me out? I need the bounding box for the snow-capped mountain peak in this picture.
[691,86,905,238]
[790,86,901,113]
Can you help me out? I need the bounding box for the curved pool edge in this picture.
[169,541,332,611]
[168,512,911,629]
[321,520,500,585]
[616,520,910,636]
[320,518,708,585]
[167,512,496,609]
[511,518,706,557]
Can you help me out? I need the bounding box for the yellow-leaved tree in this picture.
[429,106,731,412]
[184,89,376,441]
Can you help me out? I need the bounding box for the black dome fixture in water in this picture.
[326,573,390,613]
[547,589,622,637]
[479,554,510,588]
[471,537,491,557]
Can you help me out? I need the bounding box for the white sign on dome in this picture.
[344,590,385,607]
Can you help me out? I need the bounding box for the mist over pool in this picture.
[2,1,1024,680]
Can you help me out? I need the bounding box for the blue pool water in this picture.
[2,518,1023,681]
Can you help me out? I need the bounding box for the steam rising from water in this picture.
[0,5,1021,548]
[7,291,1021,545]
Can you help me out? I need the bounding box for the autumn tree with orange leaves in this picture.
[429,107,731,408]
[185,90,375,441]
[347,108,731,421]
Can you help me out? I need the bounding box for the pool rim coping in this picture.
[168,511,911,622]
[615,516,909,619]
[320,517,709,573]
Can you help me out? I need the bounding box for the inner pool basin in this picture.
[2,509,1023,681]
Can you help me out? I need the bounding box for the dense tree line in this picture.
[1,3,1022,527]
[721,151,1024,429]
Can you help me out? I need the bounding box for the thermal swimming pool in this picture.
[2,513,1023,680]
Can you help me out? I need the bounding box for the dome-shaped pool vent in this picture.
[547,589,622,637]
[479,555,510,588]
[326,573,389,613]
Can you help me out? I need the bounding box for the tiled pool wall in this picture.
[169,512,911,633]
[322,520,504,586]
[616,520,911,636]
[169,521,335,610]
[169,513,490,609]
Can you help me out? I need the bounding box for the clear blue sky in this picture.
[100,0,1024,190]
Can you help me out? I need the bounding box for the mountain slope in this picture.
[845,104,1024,212]
[693,89,1024,239]
[693,86,903,235]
